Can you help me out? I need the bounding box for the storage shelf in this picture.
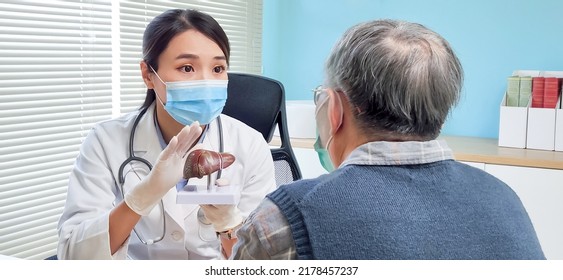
[271,135,563,170]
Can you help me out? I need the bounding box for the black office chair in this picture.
[223,73,302,187]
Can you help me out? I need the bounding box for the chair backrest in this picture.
[223,73,302,187]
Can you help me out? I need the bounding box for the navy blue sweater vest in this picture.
[267,160,545,260]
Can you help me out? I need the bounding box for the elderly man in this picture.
[227,19,545,260]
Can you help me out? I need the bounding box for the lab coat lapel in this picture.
[132,104,160,159]
[132,104,198,231]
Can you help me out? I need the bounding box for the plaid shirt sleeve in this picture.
[231,198,297,260]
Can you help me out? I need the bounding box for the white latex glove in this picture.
[200,204,243,232]
[200,178,243,232]
[125,121,203,216]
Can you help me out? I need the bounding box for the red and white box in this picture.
[526,103,557,150]
[526,71,563,150]
[555,94,563,152]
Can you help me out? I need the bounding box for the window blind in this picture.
[0,0,113,260]
[119,0,263,114]
[0,0,262,260]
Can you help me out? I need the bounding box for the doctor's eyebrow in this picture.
[175,53,226,61]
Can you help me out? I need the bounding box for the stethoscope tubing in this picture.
[117,107,224,244]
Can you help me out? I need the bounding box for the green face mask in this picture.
[314,133,335,172]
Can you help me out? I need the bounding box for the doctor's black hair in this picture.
[140,9,231,110]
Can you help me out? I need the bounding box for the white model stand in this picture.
[176,184,240,205]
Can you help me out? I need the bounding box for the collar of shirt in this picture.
[153,116,209,150]
[153,115,210,190]
[340,139,454,167]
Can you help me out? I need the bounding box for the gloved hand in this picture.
[200,178,244,232]
[200,204,243,233]
[125,121,203,216]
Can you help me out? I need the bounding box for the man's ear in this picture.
[140,61,154,89]
[326,89,344,135]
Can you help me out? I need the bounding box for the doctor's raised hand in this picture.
[57,8,276,260]
[124,122,202,216]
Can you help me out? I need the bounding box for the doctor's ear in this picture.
[140,61,155,89]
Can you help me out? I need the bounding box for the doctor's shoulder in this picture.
[82,110,141,145]
[218,114,266,146]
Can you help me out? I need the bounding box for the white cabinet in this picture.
[293,148,327,179]
[459,161,485,170]
[484,164,563,260]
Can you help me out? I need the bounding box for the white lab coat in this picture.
[57,103,276,259]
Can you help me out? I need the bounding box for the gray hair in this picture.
[325,19,463,139]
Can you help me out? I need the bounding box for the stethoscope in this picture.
[117,106,224,245]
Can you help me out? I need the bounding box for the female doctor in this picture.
[57,9,276,259]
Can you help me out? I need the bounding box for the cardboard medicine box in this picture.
[498,93,529,148]
[498,70,540,148]
[499,70,563,151]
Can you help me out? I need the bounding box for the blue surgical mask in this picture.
[314,133,335,172]
[151,67,228,125]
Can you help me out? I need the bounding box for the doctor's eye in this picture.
[213,65,226,74]
[180,65,194,73]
